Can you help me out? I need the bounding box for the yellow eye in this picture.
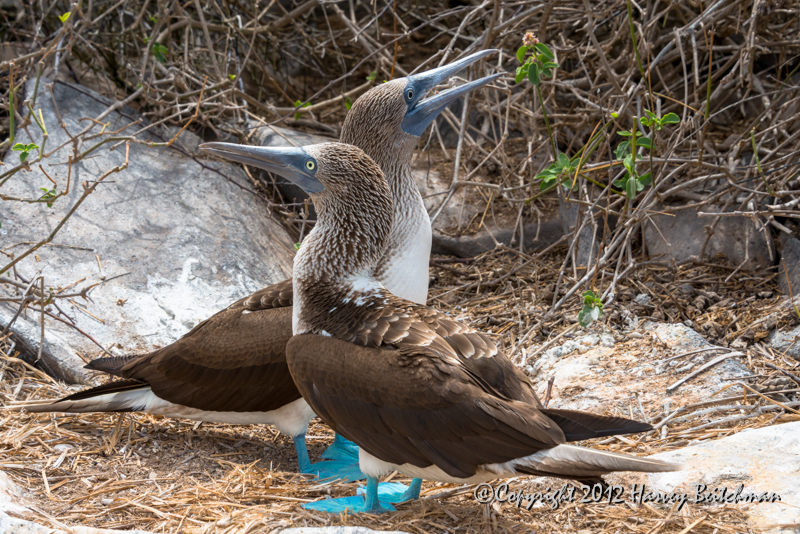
[305,160,315,171]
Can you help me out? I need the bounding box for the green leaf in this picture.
[639,172,652,186]
[527,64,541,86]
[59,11,71,22]
[661,112,681,125]
[617,131,632,137]
[294,242,301,250]
[613,178,625,187]
[149,14,158,24]
[610,112,619,118]
[557,152,570,169]
[542,62,559,69]
[516,46,528,63]
[228,74,236,80]
[152,42,168,63]
[614,141,630,160]
[623,153,635,173]
[344,96,353,110]
[542,68,552,78]
[626,177,638,198]
[636,137,653,149]
[644,109,657,120]
[514,68,526,84]
[640,117,652,127]
[19,151,29,162]
[534,42,554,60]
[539,180,552,191]
[366,71,377,82]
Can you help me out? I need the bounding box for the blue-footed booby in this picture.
[12,50,502,493]
[228,141,680,514]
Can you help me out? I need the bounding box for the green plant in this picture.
[578,290,604,328]
[366,71,377,82]
[344,96,353,111]
[535,152,581,191]
[38,187,58,207]
[515,33,559,157]
[294,100,311,120]
[58,11,71,23]
[152,43,168,64]
[12,142,39,163]
[611,109,680,199]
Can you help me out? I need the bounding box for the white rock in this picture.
[609,422,800,534]
[1,79,295,383]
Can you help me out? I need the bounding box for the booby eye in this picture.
[305,160,316,171]
[406,88,414,100]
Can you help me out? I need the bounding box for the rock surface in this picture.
[769,324,800,361]
[527,322,751,414]
[610,422,800,534]
[645,205,774,270]
[1,79,295,383]
[779,237,800,297]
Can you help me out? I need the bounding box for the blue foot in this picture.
[381,477,422,504]
[308,458,366,483]
[320,433,360,462]
[292,434,366,482]
[303,477,397,514]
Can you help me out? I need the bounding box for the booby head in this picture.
[341,49,503,161]
[200,142,394,275]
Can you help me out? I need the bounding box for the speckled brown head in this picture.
[199,142,393,279]
[341,49,502,174]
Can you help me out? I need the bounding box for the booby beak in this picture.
[401,49,503,137]
[199,142,324,194]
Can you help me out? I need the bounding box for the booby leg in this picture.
[303,476,397,514]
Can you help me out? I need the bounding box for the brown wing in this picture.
[88,279,300,413]
[306,289,498,361]
[286,334,565,479]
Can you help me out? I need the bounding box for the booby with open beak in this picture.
[11,51,502,495]
[236,141,680,514]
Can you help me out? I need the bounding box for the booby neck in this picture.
[341,78,430,305]
[292,145,394,335]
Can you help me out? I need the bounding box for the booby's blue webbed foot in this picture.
[292,434,366,482]
[303,477,398,514]
[308,459,366,483]
[380,477,422,503]
[320,433,360,462]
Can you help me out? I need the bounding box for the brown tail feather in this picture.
[540,408,653,441]
[85,355,138,376]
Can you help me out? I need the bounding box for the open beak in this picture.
[199,142,324,194]
[402,49,502,136]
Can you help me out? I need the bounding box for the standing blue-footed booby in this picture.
[11,50,502,493]
[229,142,681,514]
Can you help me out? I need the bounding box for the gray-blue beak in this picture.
[402,49,502,137]
[199,142,324,194]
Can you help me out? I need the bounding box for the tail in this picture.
[540,408,654,441]
[509,444,680,479]
[85,355,137,377]
[4,380,152,414]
